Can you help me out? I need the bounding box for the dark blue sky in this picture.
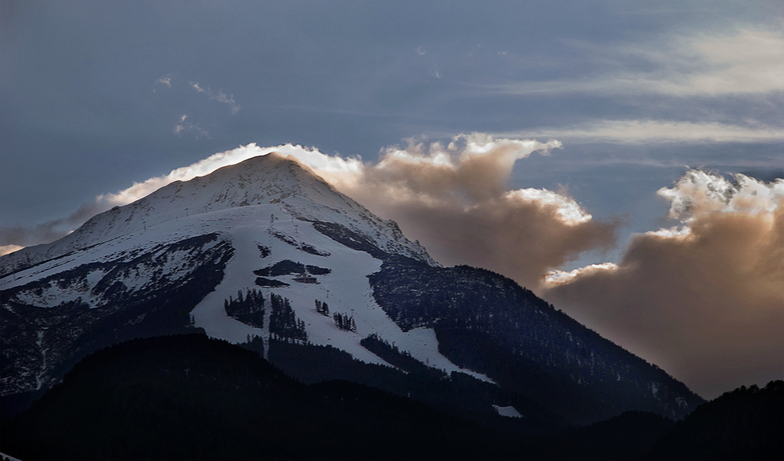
[1,1,781,230]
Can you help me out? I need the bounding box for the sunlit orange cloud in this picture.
[93,136,618,291]
[3,135,619,292]
[543,171,784,399]
[0,245,24,257]
[494,27,784,97]
[328,134,618,289]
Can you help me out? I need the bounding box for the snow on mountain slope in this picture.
[188,214,490,381]
[0,151,702,424]
[1,153,487,397]
[0,152,434,278]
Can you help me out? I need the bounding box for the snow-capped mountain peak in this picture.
[0,151,471,397]
[0,151,703,425]
[0,153,434,277]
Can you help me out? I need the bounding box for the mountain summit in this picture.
[1,153,702,424]
[0,153,433,277]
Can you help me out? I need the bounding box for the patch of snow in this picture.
[493,405,523,418]
[192,216,493,382]
[0,450,25,461]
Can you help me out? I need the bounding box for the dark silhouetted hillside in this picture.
[650,380,783,460]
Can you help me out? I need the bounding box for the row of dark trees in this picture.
[270,293,307,342]
[333,312,356,333]
[359,334,429,374]
[254,259,332,278]
[226,290,357,340]
[315,299,330,316]
[224,289,266,329]
[224,290,309,342]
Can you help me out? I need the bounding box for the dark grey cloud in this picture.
[0,201,107,251]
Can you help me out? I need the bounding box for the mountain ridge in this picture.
[1,152,703,424]
[0,153,434,278]
[4,335,776,460]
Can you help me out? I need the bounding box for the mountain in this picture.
[0,151,433,278]
[3,335,777,460]
[650,380,783,460]
[0,152,702,424]
[1,334,502,461]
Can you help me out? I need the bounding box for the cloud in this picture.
[190,81,240,114]
[151,76,239,114]
[173,114,209,138]
[658,169,784,218]
[0,200,110,250]
[93,143,354,209]
[686,28,784,95]
[543,171,784,398]
[321,134,619,289]
[0,245,24,257]
[278,134,615,289]
[512,120,784,144]
[363,190,618,289]
[487,27,784,148]
[1,136,617,292]
[494,27,784,97]
[545,262,619,285]
[154,74,172,90]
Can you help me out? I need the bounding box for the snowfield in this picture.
[193,212,491,381]
[0,152,491,384]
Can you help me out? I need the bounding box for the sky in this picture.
[1,0,782,399]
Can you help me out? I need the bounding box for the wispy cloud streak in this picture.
[173,114,209,138]
[492,27,784,97]
[190,81,240,114]
[510,120,784,144]
[153,74,172,92]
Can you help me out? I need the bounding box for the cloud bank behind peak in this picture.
[0,136,614,292]
[544,171,784,399]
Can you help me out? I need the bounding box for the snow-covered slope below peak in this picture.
[189,216,491,383]
[0,199,486,394]
[0,153,435,277]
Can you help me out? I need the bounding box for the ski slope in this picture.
[1,152,490,383]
